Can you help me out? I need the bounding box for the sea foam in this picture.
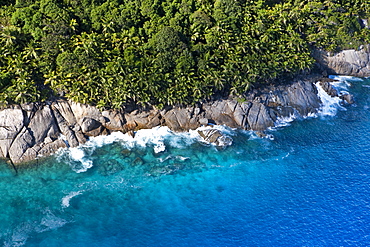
[69,148,93,173]
[58,78,352,174]
[62,191,83,208]
[274,113,299,128]
[37,209,68,233]
[133,127,172,153]
[58,126,210,173]
[328,75,364,82]
[315,81,346,117]
[3,209,68,247]
[271,79,351,131]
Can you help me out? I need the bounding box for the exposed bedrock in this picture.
[313,45,370,77]
[0,77,349,164]
[0,76,335,165]
[197,128,233,147]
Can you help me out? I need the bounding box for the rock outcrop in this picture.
[0,76,328,165]
[197,129,233,147]
[313,45,370,77]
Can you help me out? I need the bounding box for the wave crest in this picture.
[315,81,346,117]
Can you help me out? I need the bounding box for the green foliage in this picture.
[0,0,369,107]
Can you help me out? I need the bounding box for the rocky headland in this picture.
[1,46,369,165]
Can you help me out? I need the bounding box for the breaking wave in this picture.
[328,75,364,83]
[57,126,235,173]
[315,81,346,117]
[274,113,299,128]
[57,76,363,174]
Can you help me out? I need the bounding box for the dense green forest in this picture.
[0,0,369,108]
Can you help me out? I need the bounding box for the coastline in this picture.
[0,47,369,165]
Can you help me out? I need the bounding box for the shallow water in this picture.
[1,77,370,246]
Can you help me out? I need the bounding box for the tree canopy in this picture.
[0,0,369,108]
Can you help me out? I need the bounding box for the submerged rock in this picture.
[121,149,131,157]
[131,157,144,166]
[148,163,185,176]
[98,159,124,176]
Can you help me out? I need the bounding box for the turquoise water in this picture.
[1,77,370,246]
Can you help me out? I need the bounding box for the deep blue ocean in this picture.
[1,76,370,246]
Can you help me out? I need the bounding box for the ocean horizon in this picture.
[0,76,369,246]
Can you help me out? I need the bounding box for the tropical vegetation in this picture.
[0,0,369,108]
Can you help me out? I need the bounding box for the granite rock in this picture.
[0,108,25,158]
[313,45,370,77]
[197,128,232,146]
[0,71,361,165]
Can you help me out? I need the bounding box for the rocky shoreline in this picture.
[0,46,369,165]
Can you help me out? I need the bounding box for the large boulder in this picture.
[80,117,101,133]
[28,105,59,144]
[233,102,250,129]
[0,108,25,158]
[197,128,232,147]
[37,139,67,158]
[162,107,201,131]
[52,100,77,126]
[8,127,35,164]
[80,117,106,137]
[313,45,370,77]
[285,80,321,116]
[102,110,125,130]
[162,110,181,131]
[203,100,239,128]
[246,102,275,131]
[69,101,101,122]
[125,109,162,131]
[52,106,79,147]
[53,100,126,137]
